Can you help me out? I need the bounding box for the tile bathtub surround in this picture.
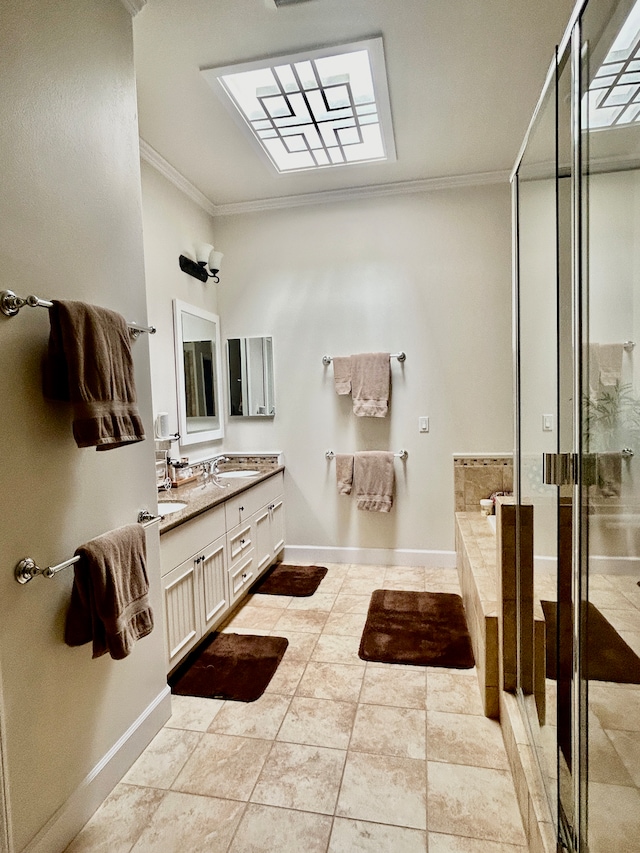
[453,454,514,513]
[65,562,527,853]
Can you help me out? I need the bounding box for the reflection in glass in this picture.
[173,300,224,444]
[228,336,275,417]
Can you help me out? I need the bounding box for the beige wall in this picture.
[0,2,167,850]
[214,185,515,554]
[140,161,222,455]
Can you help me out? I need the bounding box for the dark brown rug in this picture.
[169,632,288,702]
[251,563,328,597]
[359,590,475,668]
[542,600,640,684]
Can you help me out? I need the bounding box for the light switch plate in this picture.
[542,414,554,432]
[419,416,429,433]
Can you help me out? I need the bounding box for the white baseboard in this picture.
[534,554,640,575]
[22,687,171,853]
[284,545,456,569]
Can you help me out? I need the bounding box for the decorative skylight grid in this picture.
[587,0,640,128]
[202,39,395,173]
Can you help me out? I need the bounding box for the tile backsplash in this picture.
[454,455,513,513]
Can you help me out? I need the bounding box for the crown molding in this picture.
[139,140,220,217]
[213,170,511,216]
[138,138,510,218]
[119,0,147,16]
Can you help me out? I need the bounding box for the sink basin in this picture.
[217,470,260,479]
[157,500,187,515]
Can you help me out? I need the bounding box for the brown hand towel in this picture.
[65,523,154,660]
[597,452,622,498]
[350,353,390,417]
[354,451,395,512]
[332,356,352,395]
[335,454,354,495]
[43,300,145,450]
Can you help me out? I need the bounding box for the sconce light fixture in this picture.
[179,243,224,283]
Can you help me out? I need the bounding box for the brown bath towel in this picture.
[354,451,395,512]
[597,452,622,498]
[332,356,352,395]
[336,453,354,495]
[350,353,390,417]
[43,300,145,450]
[65,523,154,660]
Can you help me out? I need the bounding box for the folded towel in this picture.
[351,353,390,417]
[335,454,354,495]
[599,344,623,386]
[597,451,622,498]
[43,300,145,450]
[588,343,601,397]
[354,451,395,512]
[332,356,352,395]
[65,523,154,660]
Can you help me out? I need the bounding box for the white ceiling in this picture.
[133,0,575,212]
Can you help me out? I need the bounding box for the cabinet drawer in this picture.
[227,521,252,564]
[224,472,284,529]
[160,505,226,576]
[228,550,255,602]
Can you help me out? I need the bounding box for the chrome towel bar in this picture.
[0,290,156,338]
[15,513,161,583]
[322,351,406,366]
[325,449,408,460]
[15,555,81,585]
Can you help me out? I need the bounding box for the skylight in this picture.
[587,0,640,128]
[201,38,396,173]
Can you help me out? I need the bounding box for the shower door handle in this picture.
[542,453,576,486]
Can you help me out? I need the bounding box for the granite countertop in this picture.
[158,464,284,534]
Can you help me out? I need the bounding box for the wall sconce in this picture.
[179,243,224,283]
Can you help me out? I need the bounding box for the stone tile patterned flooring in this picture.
[65,564,527,853]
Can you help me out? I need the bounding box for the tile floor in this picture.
[534,570,640,853]
[65,564,528,853]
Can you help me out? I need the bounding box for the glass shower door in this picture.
[514,47,563,835]
[579,1,640,849]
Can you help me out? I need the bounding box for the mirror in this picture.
[227,336,275,417]
[173,299,224,444]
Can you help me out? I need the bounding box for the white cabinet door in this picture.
[163,557,200,668]
[200,535,228,633]
[270,497,285,557]
[253,505,273,577]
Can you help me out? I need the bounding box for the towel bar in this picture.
[15,555,81,584]
[15,513,159,583]
[0,290,156,337]
[325,449,408,460]
[322,351,406,366]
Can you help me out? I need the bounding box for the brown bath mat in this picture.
[251,563,328,597]
[359,590,475,668]
[542,600,640,684]
[169,632,288,702]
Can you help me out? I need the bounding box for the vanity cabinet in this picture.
[160,505,228,671]
[160,471,285,672]
[225,471,285,603]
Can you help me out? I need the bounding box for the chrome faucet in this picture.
[211,455,230,474]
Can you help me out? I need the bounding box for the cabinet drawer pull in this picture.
[239,506,244,512]
[240,538,246,545]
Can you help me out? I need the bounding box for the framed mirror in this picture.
[173,299,224,444]
[227,336,275,417]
